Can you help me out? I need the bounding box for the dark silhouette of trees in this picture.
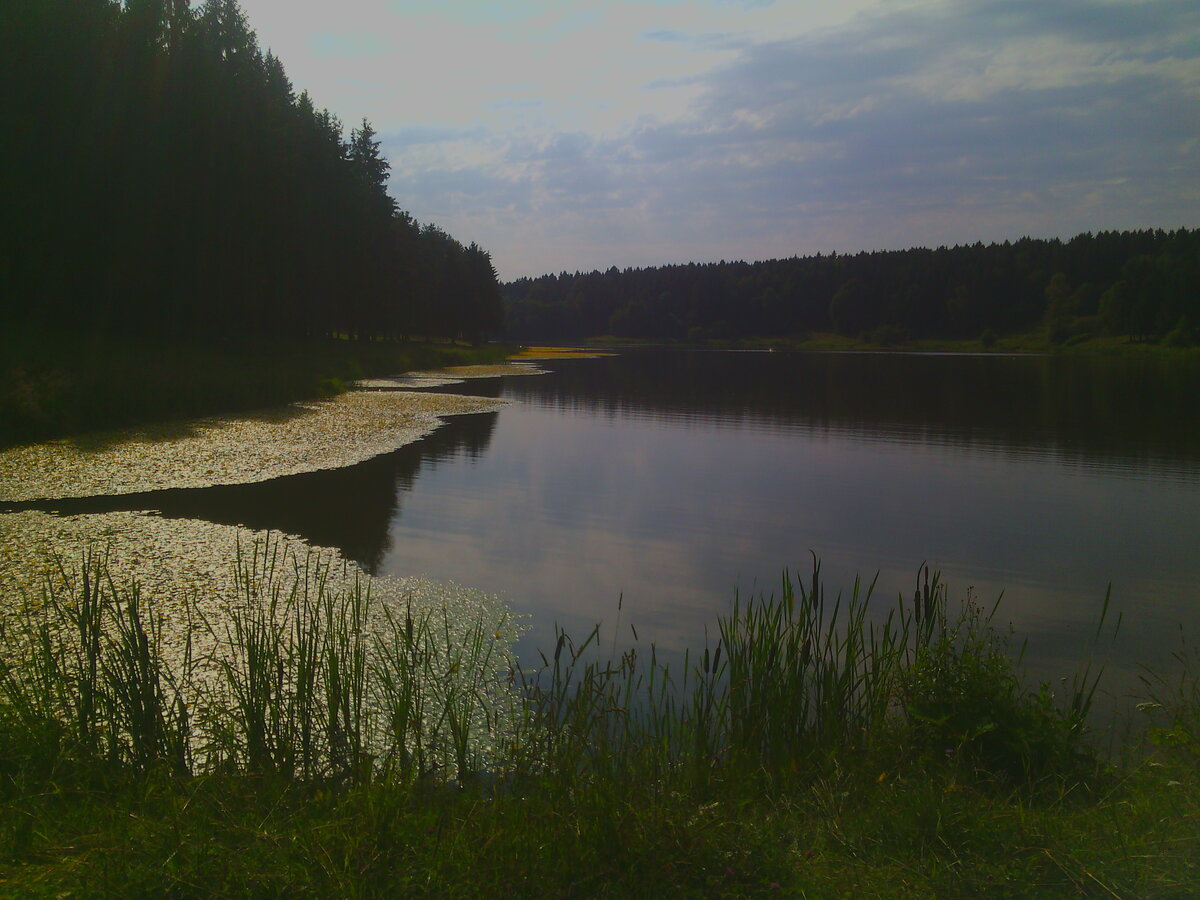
[1,0,503,345]
[502,230,1200,345]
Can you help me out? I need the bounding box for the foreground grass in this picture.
[0,556,1197,897]
[4,760,1196,899]
[0,333,512,448]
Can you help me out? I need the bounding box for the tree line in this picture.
[502,229,1199,346]
[1,0,503,344]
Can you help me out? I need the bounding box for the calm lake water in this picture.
[25,349,1200,703]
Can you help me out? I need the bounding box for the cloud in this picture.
[384,125,488,148]
[373,0,1200,278]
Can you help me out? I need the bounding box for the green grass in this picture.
[0,553,1197,897]
[0,333,513,448]
[582,331,1200,357]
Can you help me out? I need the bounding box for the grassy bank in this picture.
[584,331,1200,357]
[0,553,1196,897]
[0,333,512,449]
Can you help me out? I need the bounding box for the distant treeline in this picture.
[503,229,1200,345]
[2,0,502,343]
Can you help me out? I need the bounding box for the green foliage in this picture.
[0,552,190,784]
[1164,316,1197,348]
[0,541,520,794]
[1061,331,1094,348]
[1,0,504,348]
[1141,637,1200,765]
[503,229,1200,345]
[1100,252,1200,342]
[0,554,1107,791]
[0,336,511,447]
[829,278,873,337]
[1046,319,1070,345]
[899,595,1089,779]
[317,375,347,397]
[866,323,911,347]
[2,554,1197,896]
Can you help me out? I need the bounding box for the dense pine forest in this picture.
[1,0,503,345]
[503,229,1200,346]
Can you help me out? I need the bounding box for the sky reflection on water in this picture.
[374,351,1200,705]
[7,350,1199,709]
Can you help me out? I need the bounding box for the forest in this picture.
[1,0,503,345]
[502,229,1200,346]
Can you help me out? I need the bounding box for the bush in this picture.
[1163,316,1195,348]
[318,375,348,396]
[866,324,910,347]
[1046,320,1070,345]
[899,596,1092,779]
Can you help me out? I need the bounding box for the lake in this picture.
[379,350,1200,700]
[8,349,1200,707]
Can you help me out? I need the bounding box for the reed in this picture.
[493,559,1103,796]
[0,549,1109,793]
[1,549,1195,897]
[0,551,193,782]
[0,540,521,790]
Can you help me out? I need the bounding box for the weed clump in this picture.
[900,597,1093,779]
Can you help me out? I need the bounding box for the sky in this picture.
[237,0,1200,281]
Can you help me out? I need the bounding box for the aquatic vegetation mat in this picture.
[355,361,547,389]
[0,366,532,778]
[0,389,504,502]
[0,512,522,777]
[417,361,550,378]
[354,375,469,389]
[509,347,617,359]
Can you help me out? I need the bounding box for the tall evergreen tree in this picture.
[1,0,505,345]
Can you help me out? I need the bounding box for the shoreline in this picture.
[0,361,542,504]
[572,332,1200,356]
[0,336,516,450]
[0,362,540,724]
[0,550,1195,897]
[0,351,1195,894]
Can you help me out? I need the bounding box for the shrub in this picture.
[318,375,348,396]
[867,324,910,347]
[1163,316,1195,348]
[1046,320,1070,345]
[899,595,1093,779]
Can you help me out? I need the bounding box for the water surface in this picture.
[10,350,1200,705]
[379,350,1200,704]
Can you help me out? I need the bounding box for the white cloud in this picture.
[236,0,1200,278]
